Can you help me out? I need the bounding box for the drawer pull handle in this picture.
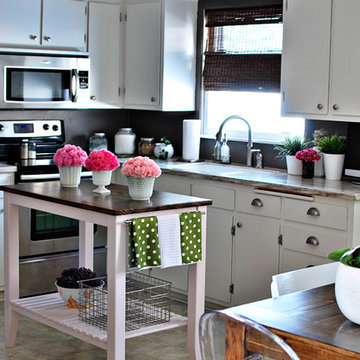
[251,198,263,207]
[306,236,319,246]
[307,207,320,216]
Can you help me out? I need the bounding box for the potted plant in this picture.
[85,149,119,194]
[274,136,313,175]
[317,133,346,180]
[55,267,104,308]
[53,144,88,187]
[328,247,360,324]
[121,156,162,200]
[154,137,174,160]
[295,148,321,179]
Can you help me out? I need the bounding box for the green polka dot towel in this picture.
[128,216,161,269]
[180,211,202,264]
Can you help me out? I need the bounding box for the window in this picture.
[202,6,304,143]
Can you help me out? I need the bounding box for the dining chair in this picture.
[270,262,339,298]
[199,310,300,360]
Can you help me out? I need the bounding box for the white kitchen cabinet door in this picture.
[0,0,41,46]
[88,2,122,106]
[42,0,86,50]
[281,0,331,116]
[329,0,360,116]
[233,214,280,305]
[124,2,161,107]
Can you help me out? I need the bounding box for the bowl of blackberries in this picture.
[55,267,104,308]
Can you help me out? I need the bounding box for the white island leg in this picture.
[187,207,207,360]
[4,194,19,347]
[79,221,94,269]
[106,216,128,360]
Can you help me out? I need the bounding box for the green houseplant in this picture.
[317,133,346,180]
[328,246,360,324]
[274,136,313,175]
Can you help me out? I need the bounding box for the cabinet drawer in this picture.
[282,223,347,258]
[192,184,234,211]
[236,191,281,218]
[283,198,347,230]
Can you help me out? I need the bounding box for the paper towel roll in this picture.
[182,119,201,161]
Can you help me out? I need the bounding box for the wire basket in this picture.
[78,272,172,331]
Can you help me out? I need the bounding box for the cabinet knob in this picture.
[236,222,242,228]
[29,34,37,40]
[90,95,96,100]
[251,198,263,207]
[306,236,319,246]
[333,104,339,111]
[307,207,320,216]
[43,36,51,42]
[317,103,323,110]
[151,97,156,103]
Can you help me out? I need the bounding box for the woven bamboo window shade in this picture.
[203,6,283,92]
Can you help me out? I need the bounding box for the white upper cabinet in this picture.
[124,0,197,111]
[88,1,122,107]
[281,0,360,121]
[0,0,41,46]
[0,0,86,51]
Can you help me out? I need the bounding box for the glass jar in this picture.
[89,133,108,152]
[138,137,155,156]
[115,128,136,156]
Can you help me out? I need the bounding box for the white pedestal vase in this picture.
[323,153,345,181]
[127,176,155,200]
[286,155,302,175]
[92,170,112,194]
[335,263,360,325]
[58,166,82,187]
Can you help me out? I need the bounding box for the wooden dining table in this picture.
[223,284,360,360]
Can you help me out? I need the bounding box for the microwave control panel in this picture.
[79,71,89,89]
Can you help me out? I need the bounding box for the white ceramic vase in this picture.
[154,143,174,160]
[58,166,82,187]
[286,155,302,176]
[323,153,345,181]
[92,170,112,194]
[127,176,155,200]
[335,263,360,325]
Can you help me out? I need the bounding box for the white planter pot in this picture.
[58,166,82,187]
[154,143,174,160]
[286,155,302,176]
[323,153,345,181]
[127,176,155,200]
[335,263,360,324]
[92,170,112,194]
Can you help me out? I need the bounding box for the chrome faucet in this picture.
[214,115,259,167]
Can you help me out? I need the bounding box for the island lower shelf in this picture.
[10,293,188,350]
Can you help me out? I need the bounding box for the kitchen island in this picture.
[0,180,212,360]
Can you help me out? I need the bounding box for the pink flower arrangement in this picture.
[295,148,321,162]
[85,150,119,172]
[53,144,87,167]
[121,156,161,178]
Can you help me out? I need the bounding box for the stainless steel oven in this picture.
[0,119,107,297]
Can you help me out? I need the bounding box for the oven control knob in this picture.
[0,124,3,132]
[43,124,49,130]
[52,124,59,131]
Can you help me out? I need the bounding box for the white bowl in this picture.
[56,280,105,308]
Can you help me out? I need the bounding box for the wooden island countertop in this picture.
[0,179,212,215]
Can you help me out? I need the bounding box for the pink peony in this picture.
[121,156,161,178]
[85,149,119,172]
[295,148,321,162]
[53,144,87,167]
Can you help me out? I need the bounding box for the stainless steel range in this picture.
[0,119,107,297]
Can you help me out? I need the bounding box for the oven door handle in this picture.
[71,69,79,102]
[20,171,92,182]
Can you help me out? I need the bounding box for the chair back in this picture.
[271,262,339,297]
[199,310,300,360]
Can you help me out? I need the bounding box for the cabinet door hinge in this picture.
[120,12,122,22]
[85,6,87,16]
[285,0,288,11]
[229,284,234,294]
[118,87,121,96]
[278,234,283,245]
[282,91,285,103]
[231,225,236,236]
[84,34,86,43]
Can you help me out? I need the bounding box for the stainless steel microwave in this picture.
[0,48,90,109]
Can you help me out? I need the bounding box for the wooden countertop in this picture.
[0,180,212,216]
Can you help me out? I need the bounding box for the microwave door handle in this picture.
[71,69,79,102]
